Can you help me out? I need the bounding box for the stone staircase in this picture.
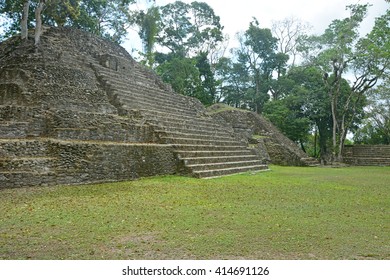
[343,145,390,166]
[0,27,268,188]
[300,157,320,166]
[90,57,268,178]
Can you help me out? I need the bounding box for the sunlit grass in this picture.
[1,165,389,260]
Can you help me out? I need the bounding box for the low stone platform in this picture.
[343,145,390,166]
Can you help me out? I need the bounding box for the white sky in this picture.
[124,0,389,53]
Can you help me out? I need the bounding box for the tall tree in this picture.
[156,1,223,57]
[0,0,136,43]
[135,4,160,66]
[233,19,288,112]
[34,0,44,45]
[43,0,81,27]
[74,0,135,43]
[264,66,330,159]
[20,0,29,39]
[156,54,203,100]
[301,4,390,161]
[214,56,251,108]
[271,16,311,66]
[151,1,224,105]
[354,78,390,145]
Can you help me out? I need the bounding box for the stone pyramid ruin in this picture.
[0,27,269,188]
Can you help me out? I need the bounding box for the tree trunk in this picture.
[337,115,347,162]
[330,93,338,161]
[314,126,318,157]
[21,0,30,39]
[319,131,329,165]
[34,1,45,46]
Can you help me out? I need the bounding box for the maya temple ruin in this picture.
[1,27,388,189]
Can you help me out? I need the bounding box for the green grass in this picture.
[1,166,389,260]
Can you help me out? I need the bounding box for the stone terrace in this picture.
[343,145,390,166]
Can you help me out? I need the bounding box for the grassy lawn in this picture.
[0,166,389,260]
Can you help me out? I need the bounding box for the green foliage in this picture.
[150,1,223,105]
[44,0,81,27]
[195,51,217,105]
[214,56,251,108]
[156,55,202,99]
[0,0,33,38]
[1,1,389,151]
[354,122,389,144]
[157,1,223,56]
[156,52,215,105]
[297,4,388,160]
[288,66,332,158]
[1,166,389,259]
[354,80,390,144]
[74,0,135,43]
[263,97,311,143]
[230,19,288,113]
[0,0,135,43]
[135,5,160,66]
[354,8,390,79]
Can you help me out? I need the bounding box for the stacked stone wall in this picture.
[343,145,390,166]
[0,139,177,188]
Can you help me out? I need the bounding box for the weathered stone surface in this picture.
[0,139,177,188]
[0,27,269,188]
[208,104,318,166]
[343,145,390,166]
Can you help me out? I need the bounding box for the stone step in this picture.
[114,88,192,111]
[152,121,234,136]
[139,110,231,133]
[98,71,167,92]
[192,164,269,179]
[143,106,206,118]
[119,96,197,117]
[176,149,256,157]
[301,157,320,166]
[349,154,390,158]
[97,76,164,100]
[187,160,263,172]
[121,92,196,114]
[97,71,193,106]
[138,108,210,123]
[161,136,244,146]
[180,155,260,165]
[343,157,390,166]
[96,66,159,89]
[155,126,233,138]
[96,69,154,88]
[345,152,390,158]
[156,130,235,142]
